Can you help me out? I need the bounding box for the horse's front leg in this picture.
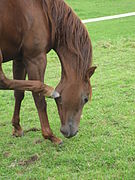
[12,59,26,137]
[25,53,62,145]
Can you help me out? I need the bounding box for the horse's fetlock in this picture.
[42,131,53,139]
[12,119,20,127]
[38,82,45,91]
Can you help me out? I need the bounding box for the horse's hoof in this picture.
[50,136,63,145]
[12,128,24,137]
[42,132,63,145]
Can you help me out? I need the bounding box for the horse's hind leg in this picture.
[0,49,5,84]
[12,59,26,137]
[0,51,24,136]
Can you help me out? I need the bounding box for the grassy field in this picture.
[66,0,135,19]
[0,0,135,179]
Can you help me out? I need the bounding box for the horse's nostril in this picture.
[60,128,69,137]
[74,130,78,136]
[67,130,78,138]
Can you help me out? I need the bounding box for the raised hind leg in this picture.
[12,59,26,137]
[25,53,62,145]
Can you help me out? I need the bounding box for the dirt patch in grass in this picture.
[18,155,39,166]
[3,152,11,158]
[34,139,43,144]
[24,128,40,133]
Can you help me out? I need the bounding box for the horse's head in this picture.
[55,66,97,138]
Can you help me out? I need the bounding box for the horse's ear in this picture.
[86,66,97,79]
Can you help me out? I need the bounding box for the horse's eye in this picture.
[84,97,88,104]
[83,96,89,104]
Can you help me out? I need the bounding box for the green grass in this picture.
[66,0,135,19]
[86,16,135,43]
[0,0,135,179]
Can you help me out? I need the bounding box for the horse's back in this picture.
[0,0,29,61]
[0,0,50,61]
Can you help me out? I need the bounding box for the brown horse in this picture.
[0,0,96,144]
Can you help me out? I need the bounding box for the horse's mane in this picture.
[42,0,92,77]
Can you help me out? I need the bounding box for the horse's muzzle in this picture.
[60,124,78,138]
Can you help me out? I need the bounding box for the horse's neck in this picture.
[56,47,80,81]
[42,0,91,80]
